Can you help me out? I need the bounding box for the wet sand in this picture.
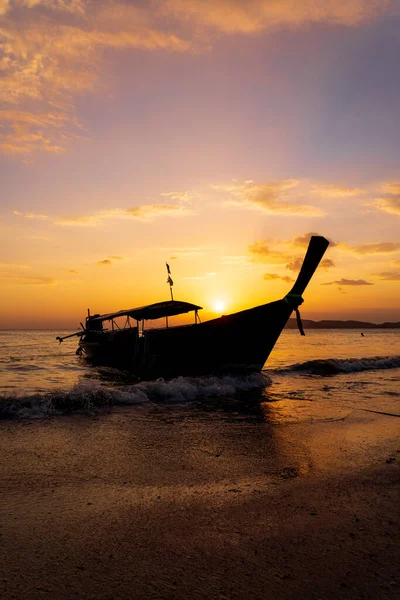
[0,401,399,599]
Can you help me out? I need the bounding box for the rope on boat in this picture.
[284,293,305,337]
[295,307,305,336]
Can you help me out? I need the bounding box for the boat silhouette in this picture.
[57,235,329,380]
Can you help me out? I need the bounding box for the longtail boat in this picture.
[57,235,329,380]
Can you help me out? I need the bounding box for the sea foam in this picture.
[0,372,271,419]
[276,355,400,375]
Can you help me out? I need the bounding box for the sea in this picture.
[0,329,399,422]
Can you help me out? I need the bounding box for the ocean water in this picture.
[0,328,399,421]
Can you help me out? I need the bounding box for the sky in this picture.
[1,0,400,328]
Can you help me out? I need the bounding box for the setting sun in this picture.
[212,300,227,314]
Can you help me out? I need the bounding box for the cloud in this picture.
[293,232,337,248]
[380,182,400,195]
[0,274,56,284]
[165,0,392,34]
[13,210,50,220]
[248,233,335,272]
[161,191,193,203]
[320,258,336,269]
[372,181,400,216]
[285,257,302,272]
[263,273,294,283]
[8,1,86,13]
[322,278,373,286]
[0,0,9,16]
[0,262,29,269]
[0,1,191,154]
[340,241,400,254]
[125,204,191,220]
[218,180,322,216]
[310,184,364,198]
[374,197,400,216]
[96,259,111,266]
[1,1,391,155]
[0,110,77,154]
[286,257,336,272]
[14,204,192,226]
[248,241,292,264]
[96,255,124,265]
[375,271,400,280]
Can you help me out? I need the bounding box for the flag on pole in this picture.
[166,263,173,286]
[166,262,174,300]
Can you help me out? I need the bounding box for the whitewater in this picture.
[0,328,399,421]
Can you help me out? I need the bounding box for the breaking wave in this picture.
[277,355,400,376]
[0,372,271,420]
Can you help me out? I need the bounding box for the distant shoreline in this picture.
[286,318,400,329]
[1,320,400,331]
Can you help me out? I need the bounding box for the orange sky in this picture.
[1,0,400,328]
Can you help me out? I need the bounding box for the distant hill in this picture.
[285,318,400,329]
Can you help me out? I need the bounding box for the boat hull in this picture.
[71,236,331,380]
[79,298,294,379]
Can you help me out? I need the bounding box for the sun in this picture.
[212,300,226,314]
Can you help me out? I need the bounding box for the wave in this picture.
[0,372,271,420]
[276,355,400,376]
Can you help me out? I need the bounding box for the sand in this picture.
[0,402,399,600]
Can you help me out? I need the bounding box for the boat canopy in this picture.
[88,300,203,324]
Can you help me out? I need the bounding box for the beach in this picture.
[1,401,398,600]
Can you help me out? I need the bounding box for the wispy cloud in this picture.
[310,184,364,198]
[1,1,392,155]
[13,210,49,220]
[161,191,193,203]
[96,255,124,266]
[0,274,56,284]
[375,271,400,281]
[374,197,400,216]
[263,273,294,283]
[286,257,335,272]
[339,241,400,254]
[380,182,400,194]
[293,232,337,248]
[0,262,29,269]
[248,241,292,265]
[322,278,373,286]
[14,204,192,226]
[247,233,335,272]
[372,181,400,216]
[165,0,392,34]
[0,1,191,154]
[125,204,191,220]
[96,259,111,266]
[217,180,322,216]
[0,110,72,154]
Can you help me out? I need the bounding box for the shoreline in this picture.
[0,404,399,599]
